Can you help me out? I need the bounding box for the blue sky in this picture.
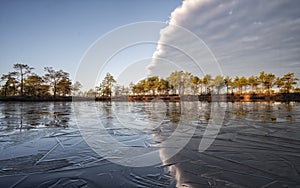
[0,0,181,89]
[1,0,300,90]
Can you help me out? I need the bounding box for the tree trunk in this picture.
[20,69,24,95]
[54,82,57,97]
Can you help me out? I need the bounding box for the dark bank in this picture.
[1,93,300,102]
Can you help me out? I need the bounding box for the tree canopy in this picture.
[0,64,76,97]
[0,63,299,97]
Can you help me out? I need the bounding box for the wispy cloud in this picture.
[148,0,300,78]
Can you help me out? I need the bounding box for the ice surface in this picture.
[0,101,299,187]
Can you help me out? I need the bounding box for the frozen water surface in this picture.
[0,101,299,187]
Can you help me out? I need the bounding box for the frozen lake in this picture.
[0,101,299,187]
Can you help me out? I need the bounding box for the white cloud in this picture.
[148,0,300,79]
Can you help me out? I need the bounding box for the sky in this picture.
[0,0,181,90]
[1,0,300,90]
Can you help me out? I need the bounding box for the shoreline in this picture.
[0,93,299,102]
[128,93,300,102]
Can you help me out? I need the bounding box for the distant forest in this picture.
[0,64,80,97]
[85,71,299,97]
[0,64,299,98]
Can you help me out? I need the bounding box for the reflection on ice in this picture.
[0,101,299,187]
[158,102,300,187]
[0,102,71,130]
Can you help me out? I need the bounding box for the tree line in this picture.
[132,71,299,95]
[1,64,299,98]
[0,64,82,97]
[87,71,299,97]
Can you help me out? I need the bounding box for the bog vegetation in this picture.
[0,64,81,97]
[85,71,299,97]
[1,64,299,97]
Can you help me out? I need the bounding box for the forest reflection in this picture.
[0,102,71,131]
